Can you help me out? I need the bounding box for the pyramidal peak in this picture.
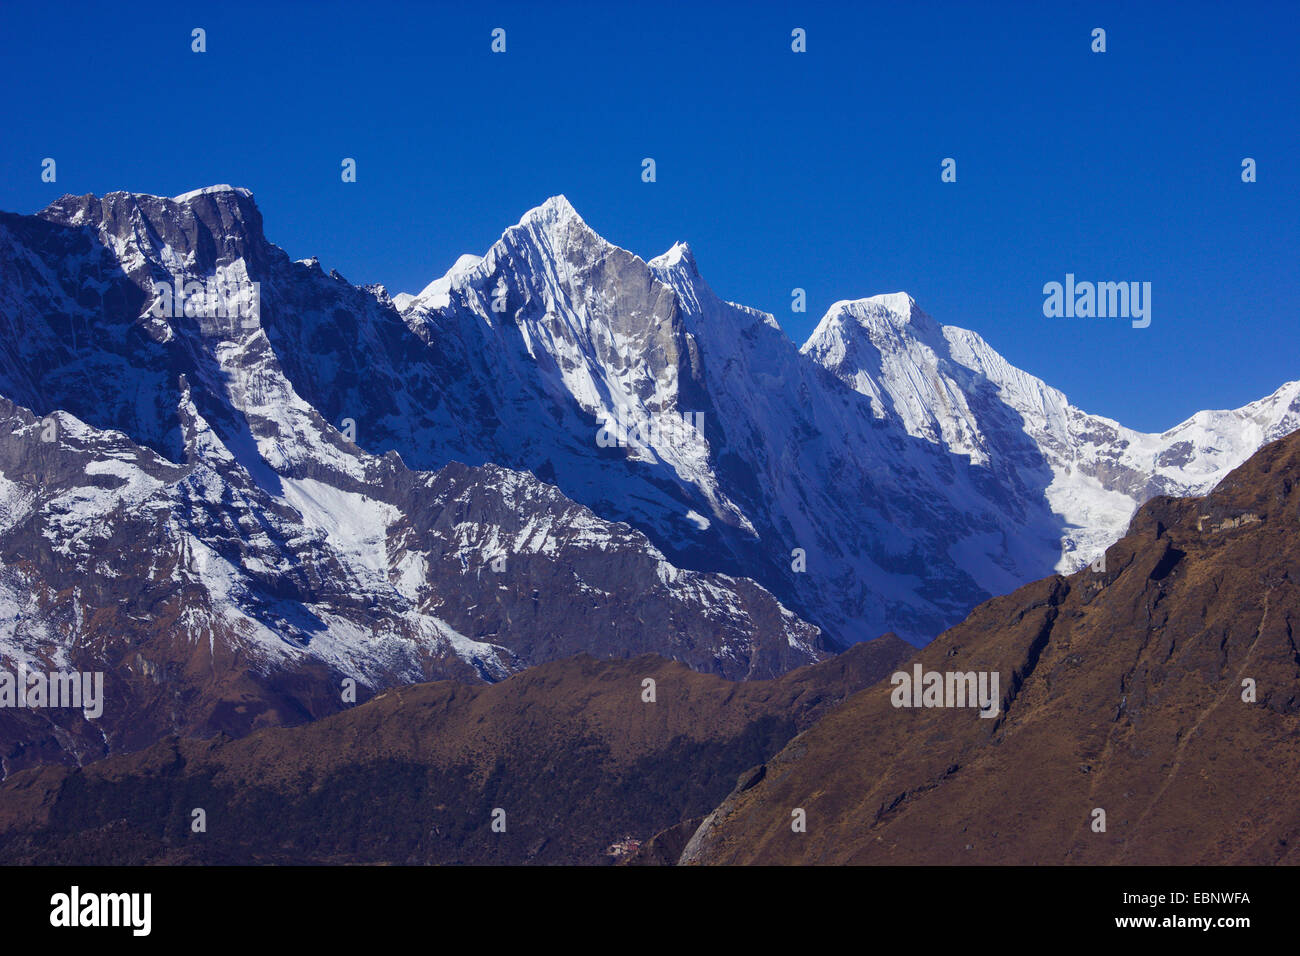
[396,197,606,313]
[403,198,712,318]
[517,194,583,230]
[520,199,702,283]
[500,194,615,267]
[649,241,698,274]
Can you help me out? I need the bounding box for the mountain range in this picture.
[0,185,1294,770]
[3,428,1294,865]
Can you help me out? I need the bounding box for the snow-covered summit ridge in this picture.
[410,253,485,310]
[649,241,697,272]
[172,185,254,202]
[384,191,1297,599]
[803,289,1300,570]
[806,288,1298,451]
[519,193,581,227]
[18,184,1294,649]
[402,198,704,308]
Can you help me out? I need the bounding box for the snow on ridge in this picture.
[409,253,485,309]
[649,242,695,270]
[801,282,1300,576]
[519,194,579,226]
[172,185,254,203]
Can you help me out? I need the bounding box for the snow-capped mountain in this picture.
[371,197,1064,644]
[803,293,1300,569]
[379,195,1295,645]
[0,188,824,771]
[0,185,1294,770]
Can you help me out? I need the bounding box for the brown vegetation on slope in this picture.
[680,430,1300,865]
[0,636,907,865]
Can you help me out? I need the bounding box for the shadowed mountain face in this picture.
[0,191,830,773]
[0,636,908,865]
[674,431,1300,865]
[0,390,828,775]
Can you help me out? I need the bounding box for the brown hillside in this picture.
[0,635,907,865]
[681,430,1300,865]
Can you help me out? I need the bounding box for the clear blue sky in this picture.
[1,0,1295,432]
